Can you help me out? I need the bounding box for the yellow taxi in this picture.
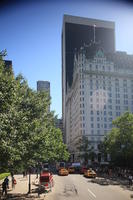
[68,166,75,173]
[58,168,69,176]
[84,169,96,178]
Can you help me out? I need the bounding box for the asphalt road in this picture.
[45,174,133,200]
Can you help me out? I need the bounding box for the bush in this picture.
[0,173,10,180]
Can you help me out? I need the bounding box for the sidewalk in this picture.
[0,174,46,200]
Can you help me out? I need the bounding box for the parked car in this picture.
[58,168,69,176]
[80,166,88,174]
[84,169,97,178]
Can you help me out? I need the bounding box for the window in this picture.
[108,105,112,109]
[116,106,120,110]
[116,93,120,98]
[104,124,107,128]
[104,111,106,115]
[116,99,120,104]
[109,93,112,97]
[115,88,120,92]
[124,106,128,110]
[109,124,112,128]
[108,87,111,91]
[91,124,94,128]
[97,130,100,134]
[97,111,99,115]
[109,111,112,116]
[116,112,120,116]
[124,94,128,98]
[91,117,94,121]
[90,91,93,96]
[97,117,100,121]
[97,124,100,128]
[109,117,113,121]
[104,117,107,122]
[124,100,128,105]
[91,110,93,115]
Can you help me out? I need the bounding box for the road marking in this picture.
[88,188,96,198]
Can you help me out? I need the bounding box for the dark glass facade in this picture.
[64,22,115,91]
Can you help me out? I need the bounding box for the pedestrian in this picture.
[4,176,9,189]
[2,180,7,196]
[23,171,25,177]
[12,176,17,189]
[129,175,132,186]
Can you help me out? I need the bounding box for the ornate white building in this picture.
[65,43,133,163]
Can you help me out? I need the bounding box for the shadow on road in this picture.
[88,176,133,199]
[0,188,49,200]
[88,176,133,192]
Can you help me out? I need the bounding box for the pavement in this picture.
[0,174,44,200]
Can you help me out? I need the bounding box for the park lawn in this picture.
[0,173,10,180]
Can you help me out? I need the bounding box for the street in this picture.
[45,174,133,200]
[4,174,133,200]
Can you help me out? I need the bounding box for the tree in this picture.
[77,136,96,165]
[0,52,69,172]
[103,112,133,167]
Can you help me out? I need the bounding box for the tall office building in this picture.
[37,81,50,93]
[65,42,133,162]
[62,15,115,146]
[37,81,50,111]
[4,60,13,74]
[62,15,133,163]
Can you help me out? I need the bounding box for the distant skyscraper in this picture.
[37,81,50,111]
[55,118,64,141]
[37,81,50,93]
[62,15,115,144]
[4,60,13,74]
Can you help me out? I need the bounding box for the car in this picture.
[39,171,54,191]
[80,166,88,174]
[68,166,75,173]
[58,168,69,176]
[84,169,97,178]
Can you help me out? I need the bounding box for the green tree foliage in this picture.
[77,136,96,165]
[0,53,69,172]
[103,112,133,167]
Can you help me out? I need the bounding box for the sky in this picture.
[0,0,133,118]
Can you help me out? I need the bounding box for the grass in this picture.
[0,173,10,180]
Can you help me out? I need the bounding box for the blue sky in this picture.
[0,0,133,118]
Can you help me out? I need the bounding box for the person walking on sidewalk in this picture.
[129,174,133,186]
[12,176,17,189]
[2,180,7,196]
[4,176,9,189]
